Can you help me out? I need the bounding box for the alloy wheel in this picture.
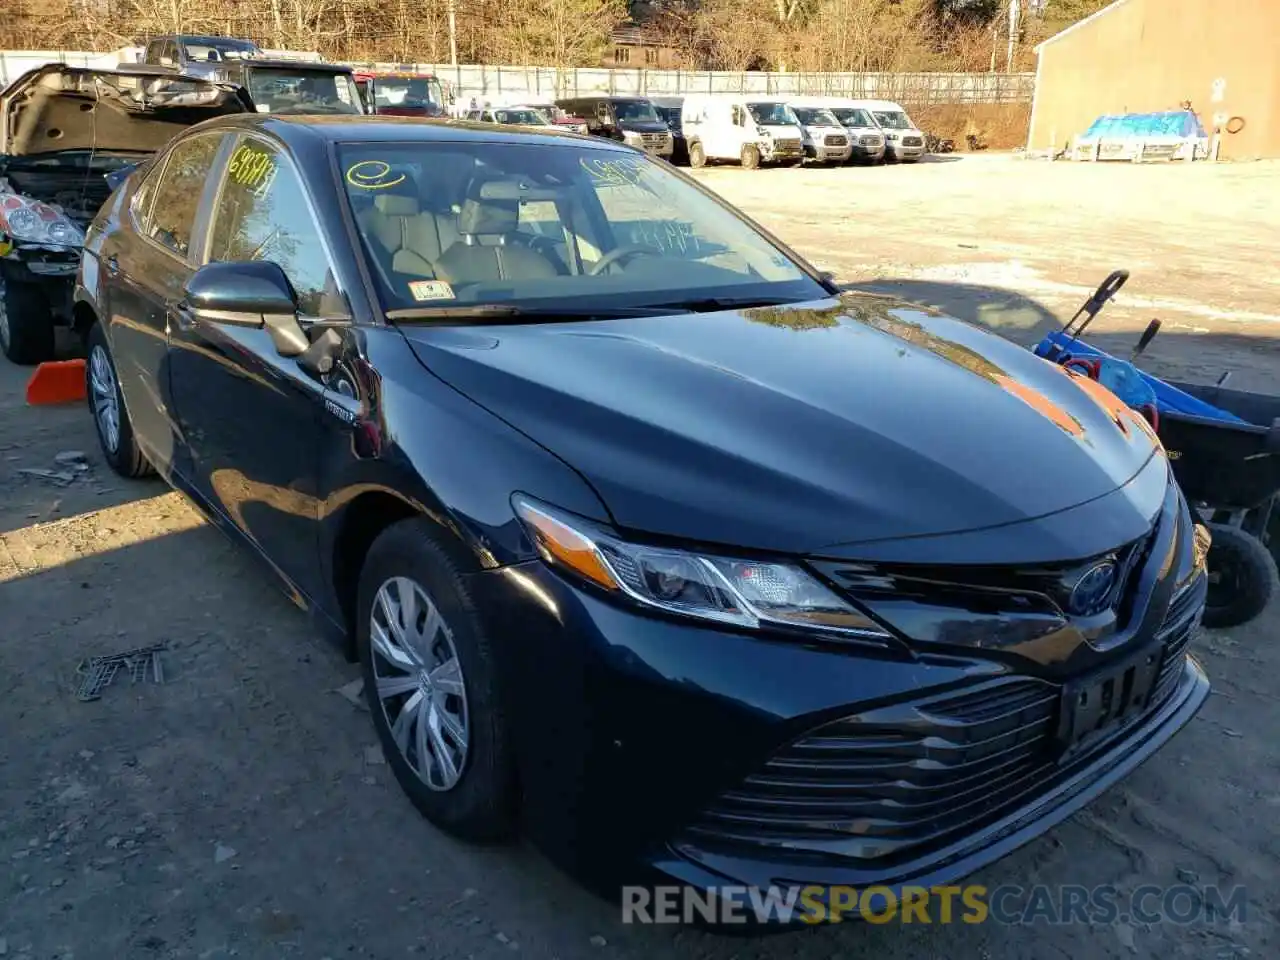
[370,576,470,791]
[89,344,121,454]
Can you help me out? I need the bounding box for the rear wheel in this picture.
[740,144,760,170]
[0,279,56,365]
[358,518,516,841]
[85,323,152,478]
[689,141,706,168]
[1202,522,1277,628]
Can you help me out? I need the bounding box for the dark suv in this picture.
[140,34,263,81]
[555,96,673,159]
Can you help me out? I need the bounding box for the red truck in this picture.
[353,71,448,117]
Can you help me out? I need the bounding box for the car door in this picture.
[101,131,228,478]
[166,134,350,603]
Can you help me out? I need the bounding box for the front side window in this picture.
[246,68,362,115]
[145,134,223,257]
[208,138,344,316]
[747,102,796,126]
[336,141,825,315]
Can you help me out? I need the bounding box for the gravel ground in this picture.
[1,154,1277,960]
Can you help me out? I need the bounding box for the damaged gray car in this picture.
[0,64,250,363]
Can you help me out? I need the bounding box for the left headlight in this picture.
[0,191,86,248]
[513,495,892,643]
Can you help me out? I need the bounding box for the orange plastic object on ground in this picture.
[26,359,86,405]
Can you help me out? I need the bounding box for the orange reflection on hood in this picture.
[991,373,1084,437]
[1065,367,1160,442]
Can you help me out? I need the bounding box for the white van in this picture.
[786,100,853,164]
[681,95,805,169]
[852,99,926,162]
[799,97,886,163]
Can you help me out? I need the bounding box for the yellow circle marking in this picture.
[346,160,407,190]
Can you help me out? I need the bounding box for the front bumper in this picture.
[651,656,1207,910]
[472,559,1209,901]
[803,143,853,163]
[887,140,925,159]
[760,140,804,163]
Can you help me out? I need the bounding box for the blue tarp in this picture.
[1080,110,1207,140]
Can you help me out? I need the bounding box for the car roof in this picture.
[170,34,259,46]
[193,114,621,149]
[234,59,354,73]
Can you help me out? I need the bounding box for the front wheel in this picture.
[1,279,56,365]
[688,141,706,168]
[358,518,516,841]
[740,144,760,170]
[85,323,153,478]
[1202,523,1277,628]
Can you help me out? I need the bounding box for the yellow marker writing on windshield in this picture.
[346,160,407,190]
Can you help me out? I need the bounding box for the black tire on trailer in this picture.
[1,279,56,365]
[1201,522,1277,629]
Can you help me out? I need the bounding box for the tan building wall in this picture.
[1028,0,1280,159]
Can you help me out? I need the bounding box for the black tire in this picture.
[740,143,760,170]
[1202,522,1277,628]
[357,517,516,841]
[1,279,56,365]
[688,141,706,168]
[85,323,153,478]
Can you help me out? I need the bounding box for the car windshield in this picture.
[872,110,912,130]
[336,140,825,315]
[832,107,874,127]
[372,76,444,109]
[747,102,795,126]
[247,68,363,114]
[183,38,259,62]
[613,100,659,122]
[792,107,839,127]
[496,109,548,126]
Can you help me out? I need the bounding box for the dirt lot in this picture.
[1,155,1278,960]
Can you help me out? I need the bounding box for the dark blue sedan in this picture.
[74,114,1210,922]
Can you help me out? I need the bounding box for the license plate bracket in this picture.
[1055,641,1164,756]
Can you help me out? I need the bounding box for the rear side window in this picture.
[145,134,223,258]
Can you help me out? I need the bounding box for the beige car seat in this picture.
[359,193,460,278]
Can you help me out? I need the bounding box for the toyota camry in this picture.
[74,114,1210,920]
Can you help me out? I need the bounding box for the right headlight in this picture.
[513,495,891,642]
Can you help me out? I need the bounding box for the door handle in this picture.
[103,254,120,276]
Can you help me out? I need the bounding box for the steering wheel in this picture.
[587,245,661,276]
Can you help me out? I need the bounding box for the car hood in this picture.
[0,65,251,158]
[398,294,1162,556]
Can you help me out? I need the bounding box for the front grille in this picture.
[860,135,882,146]
[824,135,848,147]
[902,136,923,147]
[641,132,668,148]
[773,139,802,154]
[685,581,1202,862]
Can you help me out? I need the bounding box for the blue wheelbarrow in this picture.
[1034,270,1280,628]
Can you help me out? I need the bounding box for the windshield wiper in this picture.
[642,296,808,313]
[386,303,689,322]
